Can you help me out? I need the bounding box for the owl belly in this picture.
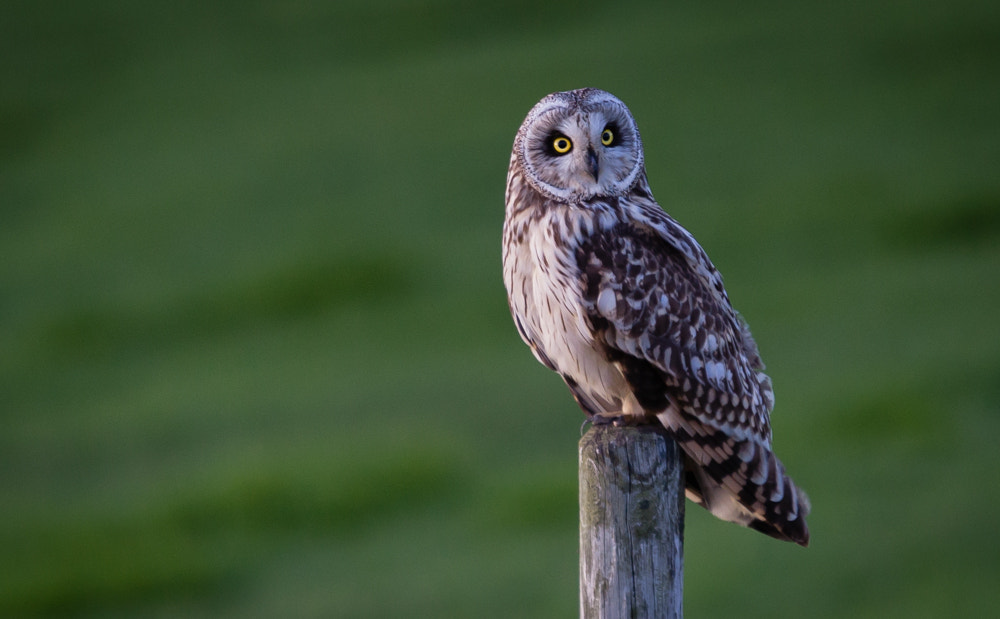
[536,292,646,419]
[524,247,638,418]
[533,281,618,388]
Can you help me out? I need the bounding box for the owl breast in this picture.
[503,202,644,419]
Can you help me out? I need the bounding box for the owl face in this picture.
[513,88,644,202]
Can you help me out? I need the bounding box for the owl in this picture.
[503,88,810,546]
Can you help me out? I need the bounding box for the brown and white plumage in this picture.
[503,88,810,545]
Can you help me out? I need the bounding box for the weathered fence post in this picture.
[579,424,685,618]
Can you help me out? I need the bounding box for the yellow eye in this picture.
[552,136,572,154]
[601,128,615,146]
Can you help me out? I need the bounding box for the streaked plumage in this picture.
[503,88,810,545]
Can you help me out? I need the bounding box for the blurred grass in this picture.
[2,0,999,616]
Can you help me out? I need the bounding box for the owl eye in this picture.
[601,127,615,146]
[551,135,573,154]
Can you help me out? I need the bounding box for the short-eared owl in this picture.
[502,88,810,545]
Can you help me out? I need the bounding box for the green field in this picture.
[2,1,999,616]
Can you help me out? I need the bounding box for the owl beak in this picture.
[586,146,600,181]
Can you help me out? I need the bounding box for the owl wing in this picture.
[576,218,773,438]
[576,215,809,545]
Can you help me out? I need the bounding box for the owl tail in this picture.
[659,413,811,546]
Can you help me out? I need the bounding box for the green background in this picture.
[2,1,998,616]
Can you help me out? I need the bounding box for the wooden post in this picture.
[579,424,684,618]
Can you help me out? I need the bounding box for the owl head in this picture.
[512,88,645,203]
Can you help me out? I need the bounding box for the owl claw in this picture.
[590,412,644,427]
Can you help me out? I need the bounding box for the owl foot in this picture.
[590,412,645,427]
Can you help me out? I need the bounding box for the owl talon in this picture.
[590,412,642,427]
